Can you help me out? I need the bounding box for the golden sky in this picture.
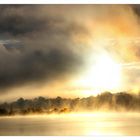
[0,5,140,101]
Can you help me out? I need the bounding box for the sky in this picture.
[0,5,140,101]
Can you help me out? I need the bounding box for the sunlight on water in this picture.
[0,112,140,136]
[87,130,123,136]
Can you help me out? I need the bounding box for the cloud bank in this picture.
[0,5,140,97]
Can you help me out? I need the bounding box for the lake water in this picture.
[0,112,140,136]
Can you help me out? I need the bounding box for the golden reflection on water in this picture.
[87,130,122,136]
[0,112,140,136]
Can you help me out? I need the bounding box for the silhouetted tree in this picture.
[0,92,140,116]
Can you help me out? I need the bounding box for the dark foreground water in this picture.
[0,112,139,136]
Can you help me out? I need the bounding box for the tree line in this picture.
[0,92,140,116]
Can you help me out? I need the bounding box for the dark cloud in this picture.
[0,5,86,91]
[0,47,82,89]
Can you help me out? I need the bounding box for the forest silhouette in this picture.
[0,92,140,116]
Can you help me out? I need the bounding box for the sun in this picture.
[74,52,122,95]
[91,53,121,90]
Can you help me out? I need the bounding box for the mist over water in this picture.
[0,112,140,136]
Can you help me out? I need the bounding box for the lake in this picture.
[0,112,140,136]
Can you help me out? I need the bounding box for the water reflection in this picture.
[0,112,139,136]
[87,130,122,136]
